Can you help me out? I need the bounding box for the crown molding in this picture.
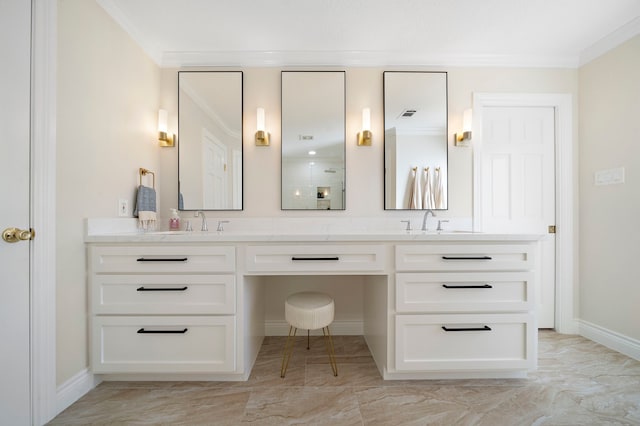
[579,16,640,66]
[160,50,580,69]
[97,0,163,65]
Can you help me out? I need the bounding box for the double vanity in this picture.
[86,219,540,381]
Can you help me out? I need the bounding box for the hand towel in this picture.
[422,168,435,209]
[408,168,422,209]
[434,167,446,209]
[133,185,157,230]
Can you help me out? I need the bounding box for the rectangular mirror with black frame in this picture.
[281,71,346,210]
[178,71,243,211]
[384,71,448,210]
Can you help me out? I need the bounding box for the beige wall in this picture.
[56,0,160,385]
[57,0,584,387]
[158,66,578,220]
[578,35,640,340]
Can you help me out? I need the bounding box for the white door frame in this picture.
[472,93,577,335]
[31,0,58,423]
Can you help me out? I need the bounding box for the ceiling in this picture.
[97,0,640,68]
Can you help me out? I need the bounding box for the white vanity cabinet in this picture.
[393,243,537,376]
[85,226,541,381]
[89,245,236,374]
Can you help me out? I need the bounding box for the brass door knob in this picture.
[2,227,35,243]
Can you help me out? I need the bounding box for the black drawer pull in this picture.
[137,328,188,334]
[442,284,493,289]
[136,286,188,292]
[442,325,492,332]
[291,256,340,261]
[442,256,492,260]
[137,257,188,262]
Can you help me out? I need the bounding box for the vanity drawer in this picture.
[245,244,386,273]
[396,272,534,313]
[395,313,535,371]
[91,316,236,373]
[91,274,236,315]
[90,245,235,274]
[395,243,534,272]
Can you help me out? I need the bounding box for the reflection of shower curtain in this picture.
[422,167,435,209]
[408,167,422,209]
[434,167,445,209]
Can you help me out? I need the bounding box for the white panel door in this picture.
[202,129,227,209]
[480,106,556,328]
[0,0,32,423]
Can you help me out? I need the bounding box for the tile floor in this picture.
[49,331,640,425]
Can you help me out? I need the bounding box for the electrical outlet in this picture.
[118,199,129,217]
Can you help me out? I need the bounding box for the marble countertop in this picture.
[84,217,543,243]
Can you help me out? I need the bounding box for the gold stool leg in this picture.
[280,326,297,378]
[322,326,338,376]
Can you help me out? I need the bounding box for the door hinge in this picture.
[548,225,556,234]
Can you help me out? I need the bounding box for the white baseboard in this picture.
[56,368,101,416]
[578,319,640,361]
[265,319,363,336]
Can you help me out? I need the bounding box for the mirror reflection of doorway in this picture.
[202,128,227,209]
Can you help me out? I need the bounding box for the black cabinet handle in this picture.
[442,256,492,260]
[137,328,188,334]
[136,286,188,292]
[442,325,492,332]
[291,256,340,261]
[137,257,188,262]
[442,284,493,289]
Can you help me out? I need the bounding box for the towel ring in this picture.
[139,168,155,188]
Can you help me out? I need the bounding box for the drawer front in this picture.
[91,275,236,315]
[91,316,236,373]
[395,313,535,371]
[245,244,386,273]
[396,272,534,313]
[90,245,235,273]
[396,244,534,272]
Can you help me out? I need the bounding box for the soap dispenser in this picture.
[169,208,180,230]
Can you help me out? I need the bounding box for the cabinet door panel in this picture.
[396,272,533,313]
[246,244,385,273]
[396,244,534,272]
[91,245,235,273]
[91,275,235,315]
[395,313,535,371]
[92,316,235,373]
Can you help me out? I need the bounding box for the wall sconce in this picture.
[455,108,473,147]
[357,107,372,146]
[158,109,175,147]
[255,107,270,146]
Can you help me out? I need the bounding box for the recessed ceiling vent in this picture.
[398,109,417,118]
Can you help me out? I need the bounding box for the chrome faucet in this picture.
[436,219,449,232]
[216,220,229,232]
[197,211,208,231]
[421,209,435,231]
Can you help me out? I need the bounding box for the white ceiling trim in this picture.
[160,50,580,69]
[579,16,640,66]
[97,0,163,65]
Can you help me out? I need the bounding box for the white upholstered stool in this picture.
[280,291,338,378]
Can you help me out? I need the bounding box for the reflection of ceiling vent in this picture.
[324,168,336,173]
[398,109,417,118]
[299,135,314,140]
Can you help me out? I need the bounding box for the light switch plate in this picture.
[118,199,129,216]
[595,167,625,186]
